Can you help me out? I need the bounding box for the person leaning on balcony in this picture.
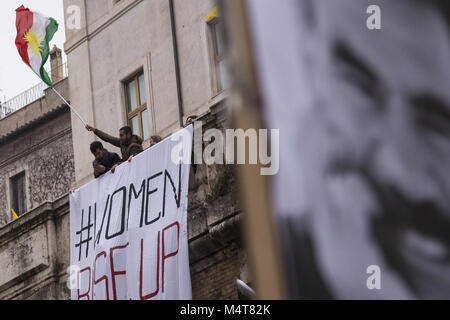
[85,124,143,173]
[184,115,198,127]
[90,141,121,178]
[150,135,162,147]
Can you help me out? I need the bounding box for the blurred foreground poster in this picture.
[246,0,450,299]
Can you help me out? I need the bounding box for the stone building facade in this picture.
[0,79,74,227]
[62,0,248,299]
[0,0,248,300]
[186,104,248,300]
[63,0,229,187]
[0,77,76,299]
[0,100,245,300]
[0,103,247,300]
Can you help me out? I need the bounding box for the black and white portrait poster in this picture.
[247,0,450,299]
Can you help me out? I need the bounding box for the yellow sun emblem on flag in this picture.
[23,28,44,56]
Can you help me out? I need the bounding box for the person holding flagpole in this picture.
[85,125,144,172]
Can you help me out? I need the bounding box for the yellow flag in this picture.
[11,209,19,221]
[207,5,219,21]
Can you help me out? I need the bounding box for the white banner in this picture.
[70,126,193,300]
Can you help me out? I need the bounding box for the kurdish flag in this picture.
[15,5,59,87]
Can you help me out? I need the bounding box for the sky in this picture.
[0,1,66,102]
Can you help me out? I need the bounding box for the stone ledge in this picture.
[0,273,59,300]
[0,79,69,139]
[187,205,208,241]
[0,195,69,300]
[189,211,241,266]
[0,195,69,246]
[0,223,50,295]
[0,263,48,295]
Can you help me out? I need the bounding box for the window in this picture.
[209,18,228,93]
[10,172,27,216]
[124,72,149,141]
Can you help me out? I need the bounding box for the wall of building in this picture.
[63,0,222,186]
[0,101,247,300]
[186,104,250,300]
[0,0,245,299]
[191,245,242,300]
[0,196,70,300]
[0,77,75,299]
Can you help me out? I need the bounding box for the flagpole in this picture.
[29,69,87,126]
[50,86,87,126]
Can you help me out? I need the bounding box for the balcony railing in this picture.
[0,63,68,120]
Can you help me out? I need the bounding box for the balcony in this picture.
[0,63,68,120]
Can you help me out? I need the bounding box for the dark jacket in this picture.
[93,150,121,178]
[93,128,144,161]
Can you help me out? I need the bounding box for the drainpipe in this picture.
[168,0,184,127]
